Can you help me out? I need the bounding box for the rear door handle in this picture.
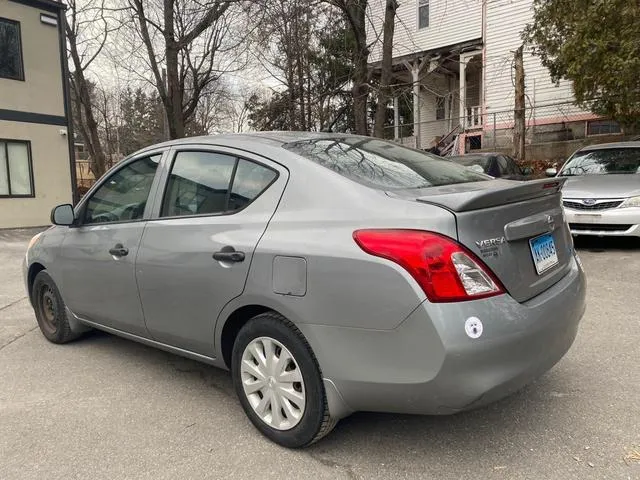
[213,246,245,263]
[109,243,129,257]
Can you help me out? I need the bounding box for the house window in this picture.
[0,140,34,197]
[0,18,24,81]
[587,120,621,136]
[418,0,429,29]
[436,96,446,120]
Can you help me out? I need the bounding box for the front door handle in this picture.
[213,246,245,263]
[109,243,129,257]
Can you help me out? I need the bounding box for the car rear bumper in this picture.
[564,207,640,237]
[300,255,586,417]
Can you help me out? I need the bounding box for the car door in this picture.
[58,151,165,336]
[136,147,288,356]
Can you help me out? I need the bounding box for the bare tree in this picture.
[125,0,254,139]
[326,0,370,135]
[372,0,397,137]
[65,0,110,178]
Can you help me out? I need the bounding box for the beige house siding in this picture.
[0,121,72,228]
[367,0,482,63]
[0,0,73,228]
[0,0,65,116]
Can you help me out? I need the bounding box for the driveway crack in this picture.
[0,296,28,312]
[0,326,38,351]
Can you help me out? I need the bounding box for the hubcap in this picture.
[240,337,306,430]
[40,286,58,334]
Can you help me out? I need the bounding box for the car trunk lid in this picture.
[388,178,573,302]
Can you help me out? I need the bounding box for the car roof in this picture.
[134,131,368,155]
[578,141,640,152]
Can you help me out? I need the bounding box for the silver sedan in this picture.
[547,142,640,237]
[24,133,586,447]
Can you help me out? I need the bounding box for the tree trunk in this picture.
[163,0,185,139]
[513,45,526,160]
[69,60,107,179]
[342,0,369,135]
[373,0,397,138]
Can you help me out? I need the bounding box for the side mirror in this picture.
[545,168,558,177]
[522,167,534,175]
[51,204,75,226]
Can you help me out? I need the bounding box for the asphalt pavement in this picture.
[0,229,638,480]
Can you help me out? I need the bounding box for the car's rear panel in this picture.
[390,178,574,303]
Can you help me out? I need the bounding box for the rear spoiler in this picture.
[415,178,566,212]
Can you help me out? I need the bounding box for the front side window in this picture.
[161,151,277,217]
[84,155,160,224]
[559,148,640,176]
[284,137,488,190]
[0,140,33,196]
[418,0,429,29]
[0,18,24,80]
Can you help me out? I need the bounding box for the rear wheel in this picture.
[231,312,336,448]
[32,271,80,344]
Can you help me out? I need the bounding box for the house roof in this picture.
[369,37,483,70]
[8,0,65,13]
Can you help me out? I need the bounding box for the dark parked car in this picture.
[449,153,532,180]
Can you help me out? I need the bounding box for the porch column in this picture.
[393,96,400,140]
[459,57,467,130]
[410,66,421,148]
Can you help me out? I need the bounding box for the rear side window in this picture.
[161,151,277,217]
[229,159,277,211]
[284,137,488,189]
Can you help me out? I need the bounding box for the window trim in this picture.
[0,17,25,82]
[0,139,34,198]
[585,119,622,137]
[157,148,280,221]
[417,0,429,30]
[74,151,164,227]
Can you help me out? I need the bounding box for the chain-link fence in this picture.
[385,99,633,161]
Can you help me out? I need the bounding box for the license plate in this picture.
[529,233,559,275]
[574,213,601,222]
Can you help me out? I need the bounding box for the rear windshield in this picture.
[284,137,489,189]
[560,148,640,175]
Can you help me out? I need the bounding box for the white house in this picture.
[366,0,610,154]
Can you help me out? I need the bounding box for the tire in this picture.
[32,271,81,344]
[231,312,337,448]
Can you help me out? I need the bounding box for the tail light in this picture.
[353,229,505,302]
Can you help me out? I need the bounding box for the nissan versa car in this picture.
[547,142,640,237]
[24,133,586,448]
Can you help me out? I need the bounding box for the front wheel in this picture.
[231,312,336,448]
[32,271,80,344]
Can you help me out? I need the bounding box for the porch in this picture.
[376,47,483,154]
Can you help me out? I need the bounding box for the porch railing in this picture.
[465,106,483,129]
